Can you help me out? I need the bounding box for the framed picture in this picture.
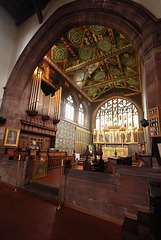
[126,130,132,143]
[120,130,126,143]
[105,131,110,143]
[0,128,5,140]
[115,130,120,143]
[4,128,20,147]
[132,128,138,143]
[98,131,104,143]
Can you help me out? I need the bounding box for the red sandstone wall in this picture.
[63,167,161,221]
[0,158,27,187]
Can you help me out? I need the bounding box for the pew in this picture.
[48,150,74,171]
[104,156,132,174]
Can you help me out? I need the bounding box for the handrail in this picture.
[57,159,79,210]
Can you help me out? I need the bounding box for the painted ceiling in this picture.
[44,25,142,102]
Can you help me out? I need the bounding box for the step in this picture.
[123,210,137,221]
[138,211,151,228]
[135,204,150,214]
[23,180,59,202]
[137,211,151,240]
[122,217,139,240]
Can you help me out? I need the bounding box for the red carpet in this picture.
[0,182,122,240]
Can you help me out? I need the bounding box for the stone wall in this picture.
[0,158,28,187]
[63,166,161,221]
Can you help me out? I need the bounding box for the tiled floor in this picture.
[0,182,122,240]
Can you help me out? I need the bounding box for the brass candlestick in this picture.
[14,155,21,192]
[57,159,64,210]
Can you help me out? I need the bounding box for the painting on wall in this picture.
[115,131,120,143]
[126,130,132,143]
[98,131,104,143]
[93,127,138,144]
[110,131,114,143]
[120,130,126,143]
[132,128,138,143]
[4,128,20,147]
[105,131,110,143]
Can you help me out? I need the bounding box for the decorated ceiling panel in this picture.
[44,25,142,101]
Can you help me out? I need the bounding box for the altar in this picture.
[102,145,128,157]
[93,126,145,157]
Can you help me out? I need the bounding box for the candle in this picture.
[18,155,21,160]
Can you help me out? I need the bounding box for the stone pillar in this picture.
[144,46,161,115]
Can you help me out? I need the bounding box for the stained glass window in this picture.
[65,95,74,121]
[78,104,84,125]
[96,98,139,130]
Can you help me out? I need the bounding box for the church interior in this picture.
[1,0,161,239]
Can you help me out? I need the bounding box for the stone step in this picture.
[122,217,139,240]
[135,204,150,214]
[137,211,151,240]
[122,211,151,240]
[23,180,59,202]
[123,210,137,221]
[137,211,151,228]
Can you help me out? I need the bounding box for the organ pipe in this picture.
[28,68,62,119]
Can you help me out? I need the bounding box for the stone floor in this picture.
[0,181,122,240]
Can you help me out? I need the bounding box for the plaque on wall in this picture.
[148,106,161,137]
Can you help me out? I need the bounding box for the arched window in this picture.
[78,104,84,125]
[96,98,139,130]
[65,95,74,121]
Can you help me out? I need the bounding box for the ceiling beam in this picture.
[83,26,107,73]
[82,73,139,89]
[107,27,116,45]
[61,37,79,60]
[61,34,102,95]
[106,27,117,89]
[65,45,133,73]
[107,28,128,89]
[83,68,102,94]
[32,0,43,24]
[43,55,92,102]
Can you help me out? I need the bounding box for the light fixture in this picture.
[140,119,149,127]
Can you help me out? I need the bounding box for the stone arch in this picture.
[1,0,160,127]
